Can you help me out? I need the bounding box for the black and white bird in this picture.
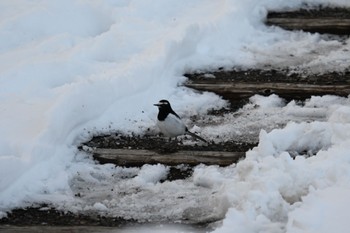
[154,99,207,143]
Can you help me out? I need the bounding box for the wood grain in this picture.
[185,81,350,102]
[91,148,245,167]
[266,17,350,35]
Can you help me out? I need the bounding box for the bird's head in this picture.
[154,99,173,111]
[154,99,170,107]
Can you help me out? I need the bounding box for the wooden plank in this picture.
[91,148,244,167]
[185,81,350,102]
[266,17,350,35]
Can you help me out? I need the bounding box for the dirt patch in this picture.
[268,6,350,19]
[185,69,350,85]
[83,134,255,153]
[267,6,350,35]
[0,206,128,227]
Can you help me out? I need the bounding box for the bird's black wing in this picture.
[170,110,181,119]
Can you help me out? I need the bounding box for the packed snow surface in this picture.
[1,0,350,232]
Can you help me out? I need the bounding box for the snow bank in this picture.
[1,0,350,232]
[210,97,350,233]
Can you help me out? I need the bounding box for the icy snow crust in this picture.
[1,0,350,232]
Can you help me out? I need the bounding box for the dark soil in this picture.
[0,206,128,227]
[268,6,350,19]
[83,134,255,153]
[267,6,350,35]
[185,69,350,85]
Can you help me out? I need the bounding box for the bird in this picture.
[154,99,207,143]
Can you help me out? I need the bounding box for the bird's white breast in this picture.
[157,113,186,137]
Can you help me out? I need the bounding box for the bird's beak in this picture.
[154,103,160,106]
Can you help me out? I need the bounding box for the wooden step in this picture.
[266,8,350,35]
[185,81,350,103]
[266,17,350,35]
[90,148,245,167]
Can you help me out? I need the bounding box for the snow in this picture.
[286,186,350,233]
[1,0,350,232]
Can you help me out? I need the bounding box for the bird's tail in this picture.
[186,130,208,143]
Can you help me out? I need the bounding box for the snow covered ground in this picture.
[1,0,350,232]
